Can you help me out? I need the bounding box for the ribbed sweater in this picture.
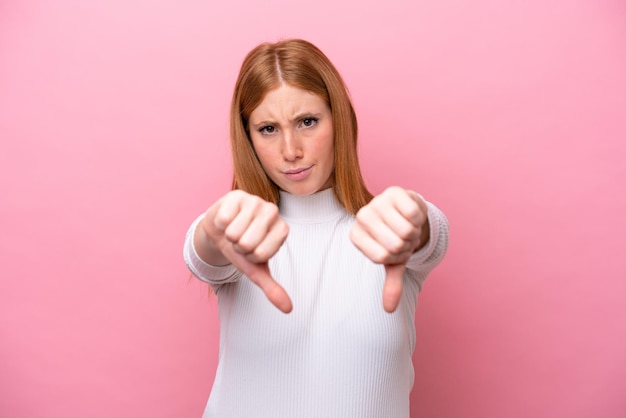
[183,188,449,418]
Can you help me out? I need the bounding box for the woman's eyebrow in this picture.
[250,112,323,128]
[249,119,273,128]
[290,111,322,121]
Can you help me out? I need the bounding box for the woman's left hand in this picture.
[350,186,430,313]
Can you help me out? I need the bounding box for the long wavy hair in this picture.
[230,39,372,214]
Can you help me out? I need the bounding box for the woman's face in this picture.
[248,83,334,196]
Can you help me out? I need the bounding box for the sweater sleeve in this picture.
[183,214,242,285]
[404,200,450,291]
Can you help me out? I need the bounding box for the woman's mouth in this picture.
[283,166,312,181]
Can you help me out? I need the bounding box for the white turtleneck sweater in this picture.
[183,189,449,418]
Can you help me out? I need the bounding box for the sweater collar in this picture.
[279,188,345,223]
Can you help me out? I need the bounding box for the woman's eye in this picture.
[259,126,275,135]
[301,117,318,128]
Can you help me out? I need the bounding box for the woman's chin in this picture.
[280,184,329,196]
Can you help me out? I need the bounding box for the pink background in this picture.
[1,0,625,417]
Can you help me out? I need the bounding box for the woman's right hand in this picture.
[196,190,292,313]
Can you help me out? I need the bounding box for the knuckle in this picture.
[371,248,390,264]
[214,212,231,229]
[405,203,420,219]
[398,225,416,241]
[236,237,255,253]
[384,186,402,196]
[388,239,406,254]
[264,203,280,219]
[247,195,262,209]
[277,221,289,240]
[355,208,371,224]
[251,247,268,263]
[349,227,358,243]
[229,189,247,202]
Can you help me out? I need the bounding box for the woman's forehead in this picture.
[249,84,330,124]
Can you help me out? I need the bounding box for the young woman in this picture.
[184,39,449,418]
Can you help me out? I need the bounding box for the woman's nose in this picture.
[282,131,302,161]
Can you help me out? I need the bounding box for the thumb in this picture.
[244,262,293,314]
[383,263,406,313]
[219,243,293,314]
